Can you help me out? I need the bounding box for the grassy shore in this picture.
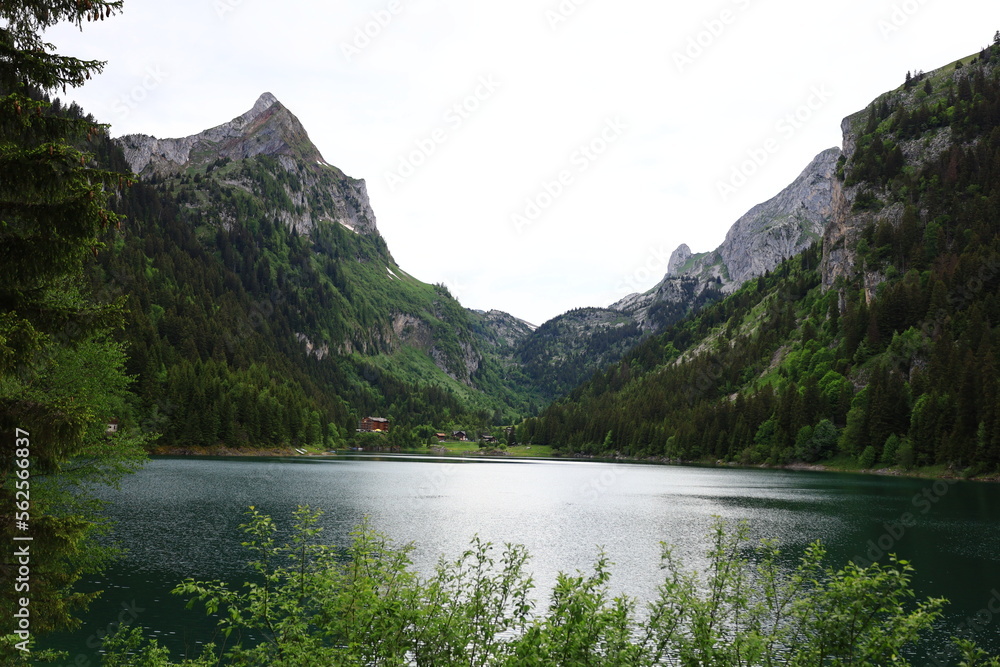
[152,441,557,459]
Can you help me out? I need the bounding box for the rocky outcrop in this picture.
[295,333,331,360]
[431,341,481,387]
[820,58,977,293]
[611,275,706,331]
[116,93,379,236]
[118,92,321,175]
[715,147,839,285]
[667,244,693,276]
[612,147,840,330]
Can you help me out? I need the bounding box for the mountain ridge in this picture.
[517,43,1000,477]
[117,93,380,236]
[513,146,842,400]
[119,92,324,176]
[95,94,547,447]
[611,147,840,328]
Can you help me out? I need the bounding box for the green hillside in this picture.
[85,121,543,451]
[519,45,1000,476]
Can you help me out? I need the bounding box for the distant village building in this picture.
[359,417,390,433]
[452,430,469,442]
[481,435,498,444]
[435,433,448,442]
[106,419,120,434]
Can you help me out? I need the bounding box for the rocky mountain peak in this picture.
[667,244,693,276]
[249,91,279,117]
[115,93,380,236]
[117,92,324,177]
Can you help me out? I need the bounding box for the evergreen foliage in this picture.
[1,0,149,655]
[520,45,1000,474]
[515,278,722,402]
[82,130,544,451]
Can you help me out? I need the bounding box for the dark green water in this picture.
[42,456,1000,665]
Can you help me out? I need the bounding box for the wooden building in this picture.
[359,417,390,433]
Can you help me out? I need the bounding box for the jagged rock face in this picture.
[820,59,977,292]
[612,147,840,330]
[820,112,897,293]
[390,311,482,384]
[118,93,321,175]
[393,313,436,350]
[115,93,379,236]
[473,310,536,354]
[432,341,481,386]
[716,147,840,285]
[667,244,693,276]
[611,275,703,331]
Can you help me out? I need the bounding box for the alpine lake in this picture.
[41,455,1000,664]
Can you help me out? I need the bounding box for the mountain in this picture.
[94,93,543,450]
[119,92,375,234]
[515,307,642,399]
[612,147,841,329]
[518,43,1000,477]
[516,146,841,400]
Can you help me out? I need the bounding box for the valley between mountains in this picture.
[63,44,1000,478]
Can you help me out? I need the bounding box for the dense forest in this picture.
[73,114,549,451]
[518,44,1000,475]
[514,278,723,402]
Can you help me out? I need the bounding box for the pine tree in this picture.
[1,1,130,446]
[1,0,146,651]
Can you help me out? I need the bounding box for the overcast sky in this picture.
[45,0,1000,325]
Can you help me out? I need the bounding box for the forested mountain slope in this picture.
[519,44,1000,475]
[516,146,840,402]
[88,94,544,449]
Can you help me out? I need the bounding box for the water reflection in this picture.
[44,457,1000,662]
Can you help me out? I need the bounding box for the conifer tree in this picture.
[1,0,146,654]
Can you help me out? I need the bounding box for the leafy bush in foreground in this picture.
[101,507,997,666]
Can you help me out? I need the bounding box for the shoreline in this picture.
[149,444,1000,483]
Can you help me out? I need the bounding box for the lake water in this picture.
[44,456,1000,664]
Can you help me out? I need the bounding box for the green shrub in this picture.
[898,440,916,470]
[100,507,995,666]
[859,445,879,469]
[882,434,902,466]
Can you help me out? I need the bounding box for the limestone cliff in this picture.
[821,57,974,297]
[116,93,379,236]
[613,147,841,329]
